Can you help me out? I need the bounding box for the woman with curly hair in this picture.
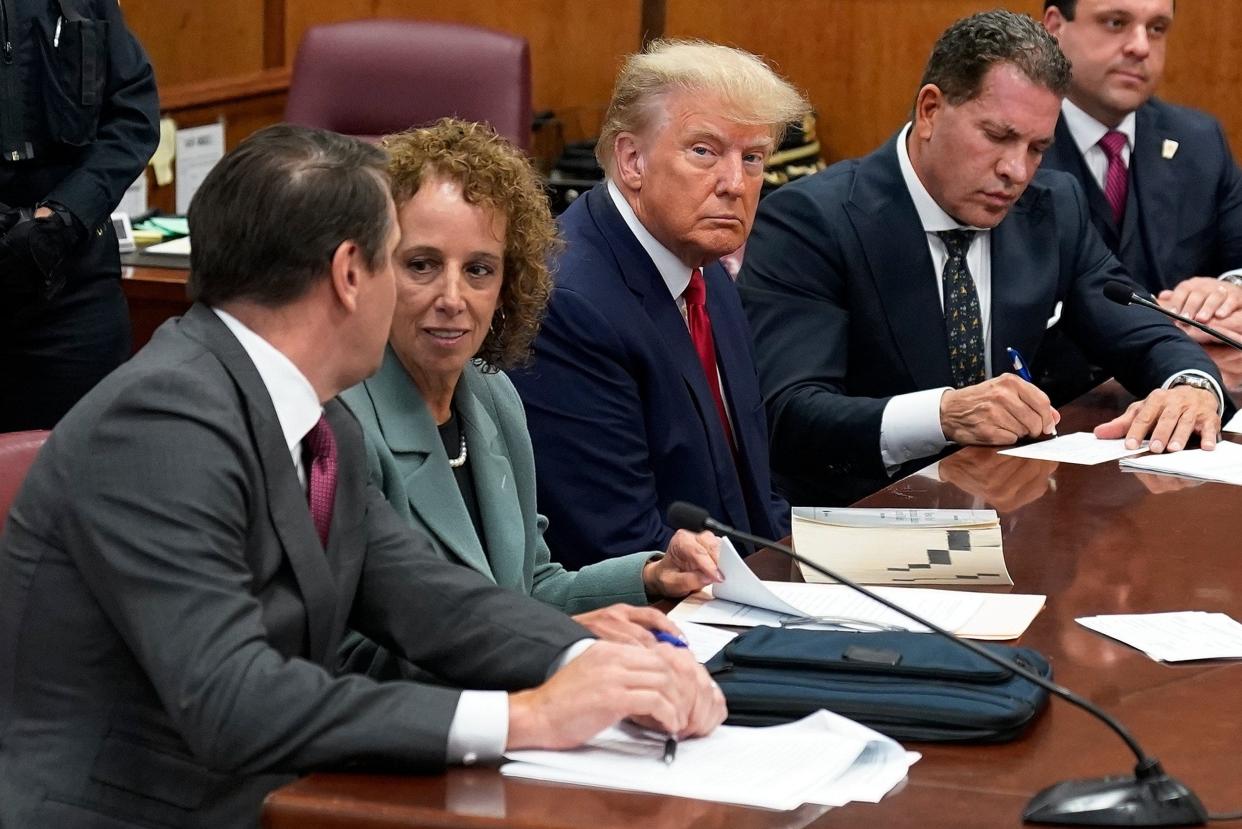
[339,120,721,672]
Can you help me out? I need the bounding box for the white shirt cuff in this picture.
[445,638,595,765]
[445,691,508,766]
[1218,269,1242,281]
[1161,370,1225,417]
[880,387,952,472]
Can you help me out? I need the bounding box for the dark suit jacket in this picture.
[1035,99,1242,400]
[738,133,1228,506]
[507,184,788,567]
[0,304,587,828]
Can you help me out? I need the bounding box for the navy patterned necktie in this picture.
[937,229,985,389]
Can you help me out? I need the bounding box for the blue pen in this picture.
[1006,346,1034,382]
[1006,347,1056,436]
[651,630,688,763]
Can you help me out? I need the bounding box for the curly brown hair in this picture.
[382,118,561,371]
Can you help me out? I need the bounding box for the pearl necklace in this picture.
[447,431,468,468]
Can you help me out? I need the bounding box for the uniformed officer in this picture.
[0,0,158,430]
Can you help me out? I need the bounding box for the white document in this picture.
[144,236,191,256]
[998,432,1149,465]
[502,710,915,811]
[1119,440,1242,486]
[117,173,148,219]
[676,620,737,663]
[671,540,1043,639]
[175,122,226,214]
[1224,410,1242,435]
[1076,612,1242,662]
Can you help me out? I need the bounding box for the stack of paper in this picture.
[668,540,1045,640]
[1076,612,1242,662]
[791,507,1011,586]
[1119,440,1242,486]
[502,710,919,810]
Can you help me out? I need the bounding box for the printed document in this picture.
[998,432,1149,464]
[502,709,918,810]
[1119,440,1242,486]
[1076,612,1242,662]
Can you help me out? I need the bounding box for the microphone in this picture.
[668,501,1208,827]
[1103,280,1242,351]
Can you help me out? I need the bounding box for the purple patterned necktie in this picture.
[303,415,337,549]
[1099,130,1129,226]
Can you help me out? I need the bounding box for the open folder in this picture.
[668,539,1044,640]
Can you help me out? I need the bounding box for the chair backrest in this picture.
[0,430,49,535]
[285,19,532,150]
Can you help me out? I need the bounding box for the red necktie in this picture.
[684,269,735,450]
[304,415,337,548]
[1099,130,1129,226]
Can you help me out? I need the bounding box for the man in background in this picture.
[509,40,807,564]
[1038,0,1242,399]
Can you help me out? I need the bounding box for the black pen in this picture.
[651,630,689,764]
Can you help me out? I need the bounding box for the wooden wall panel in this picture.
[284,0,643,140]
[122,0,266,88]
[665,1,1241,163]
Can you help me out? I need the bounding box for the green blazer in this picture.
[340,346,652,615]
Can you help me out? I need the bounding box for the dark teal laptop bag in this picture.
[705,627,1052,742]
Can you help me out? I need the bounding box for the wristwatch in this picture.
[1220,273,1242,290]
[1168,374,1220,409]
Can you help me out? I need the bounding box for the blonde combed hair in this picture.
[596,39,810,175]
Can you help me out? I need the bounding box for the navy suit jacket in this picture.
[1035,99,1242,400]
[508,184,788,567]
[738,133,1228,506]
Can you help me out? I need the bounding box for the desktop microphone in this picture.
[1102,280,1242,351]
[667,501,1209,827]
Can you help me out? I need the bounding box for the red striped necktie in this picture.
[1099,130,1129,226]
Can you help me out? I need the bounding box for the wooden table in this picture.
[263,382,1242,827]
[121,264,190,353]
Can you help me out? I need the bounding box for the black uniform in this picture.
[0,0,158,430]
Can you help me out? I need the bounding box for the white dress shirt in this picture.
[1061,98,1136,192]
[213,308,537,766]
[878,124,993,470]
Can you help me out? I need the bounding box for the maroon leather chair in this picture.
[285,19,532,150]
[0,430,49,536]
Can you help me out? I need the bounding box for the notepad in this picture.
[502,710,919,810]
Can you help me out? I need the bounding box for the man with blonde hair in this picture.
[510,40,807,566]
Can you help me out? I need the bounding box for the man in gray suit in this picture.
[0,125,723,827]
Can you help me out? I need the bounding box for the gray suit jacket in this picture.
[341,347,651,611]
[0,304,587,828]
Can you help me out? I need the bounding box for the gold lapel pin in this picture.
[1162,139,1179,160]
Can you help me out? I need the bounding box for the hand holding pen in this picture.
[1007,347,1057,437]
[939,350,1059,445]
[652,631,690,763]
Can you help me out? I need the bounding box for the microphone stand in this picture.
[668,502,1208,827]
[1104,281,1242,351]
